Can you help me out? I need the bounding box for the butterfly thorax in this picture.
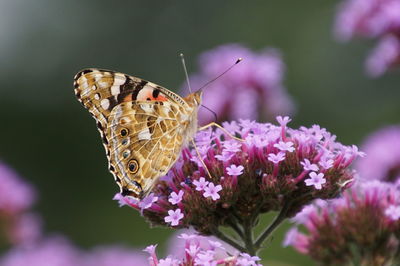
[180,90,202,146]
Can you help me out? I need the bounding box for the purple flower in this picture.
[267,152,286,164]
[168,190,184,205]
[215,151,234,162]
[355,125,400,182]
[273,141,295,152]
[138,193,158,212]
[304,172,326,190]
[164,209,184,226]
[180,44,294,124]
[285,181,400,264]
[276,115,291,127]
[226,164,244,176]
[203,183,222,201]
[223,140,242,153]
[301,159,319,172]
[193,177,209,191]
[319,157,334,170]
[158,257,179,266]
[334,0,400,76]
[194,250,215,265]
[236,253,261,266]
[385,204,400,221]
[147,231,259,266]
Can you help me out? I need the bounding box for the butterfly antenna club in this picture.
[180,53,192,93]
[196,57,243,92]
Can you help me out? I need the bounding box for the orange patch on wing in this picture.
[154,94,168,101]
[123,94,132,102]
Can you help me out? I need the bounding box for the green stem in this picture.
[254,203,290,249]
[243,219,256,255]
[211,227,247,253]
[227,218,245,239]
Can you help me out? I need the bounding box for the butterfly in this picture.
[74,69,202,199]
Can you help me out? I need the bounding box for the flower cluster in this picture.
[181,44,294,124]
[284,181,400,265]
[334,0,400,77]
[116,117,363,253]
[144,232,261,266]
[355,125,400,183]
[0,162,41,246]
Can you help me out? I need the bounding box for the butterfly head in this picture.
[185,90,203,108]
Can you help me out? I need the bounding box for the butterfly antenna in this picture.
[180,53,192,93]
[201,104,218,122]
[196,58,243,92]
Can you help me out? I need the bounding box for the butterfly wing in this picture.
[107,101,185,198]
[74,69,198,198]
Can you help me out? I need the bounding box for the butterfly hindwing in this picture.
[107,101,185,197]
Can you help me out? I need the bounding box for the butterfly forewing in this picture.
[74,69,201,199]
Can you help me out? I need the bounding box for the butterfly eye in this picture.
[120,128,128,136]
[128,159,139,174]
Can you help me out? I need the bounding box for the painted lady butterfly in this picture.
[74,69,202,199]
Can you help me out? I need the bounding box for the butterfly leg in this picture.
[190,139,214,180]
[198,122,244,142]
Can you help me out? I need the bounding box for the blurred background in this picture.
[0,0,399,265]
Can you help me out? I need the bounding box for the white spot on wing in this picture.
[111,85,120,95]
[101,99,110,109]
[140,103,154,114]
[138,128,152,140]
[80,76,89,88]
[93,73,103,82]
[113,76,126,85]
[137,85,154,100]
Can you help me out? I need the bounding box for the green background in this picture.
[0,0,399,265]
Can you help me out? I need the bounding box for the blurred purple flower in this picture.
[366,35,400,77]
[284,180,400,265]
[0,162,36,214]
[0,161,40,247]
[1,236,148,266]
[0,236,81,266]
[83,245,148,266]
[181,44,294,124]
[116,117,362,254]
[7,212,42,247]
[355,125,400,182]
[334,0,400,77]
